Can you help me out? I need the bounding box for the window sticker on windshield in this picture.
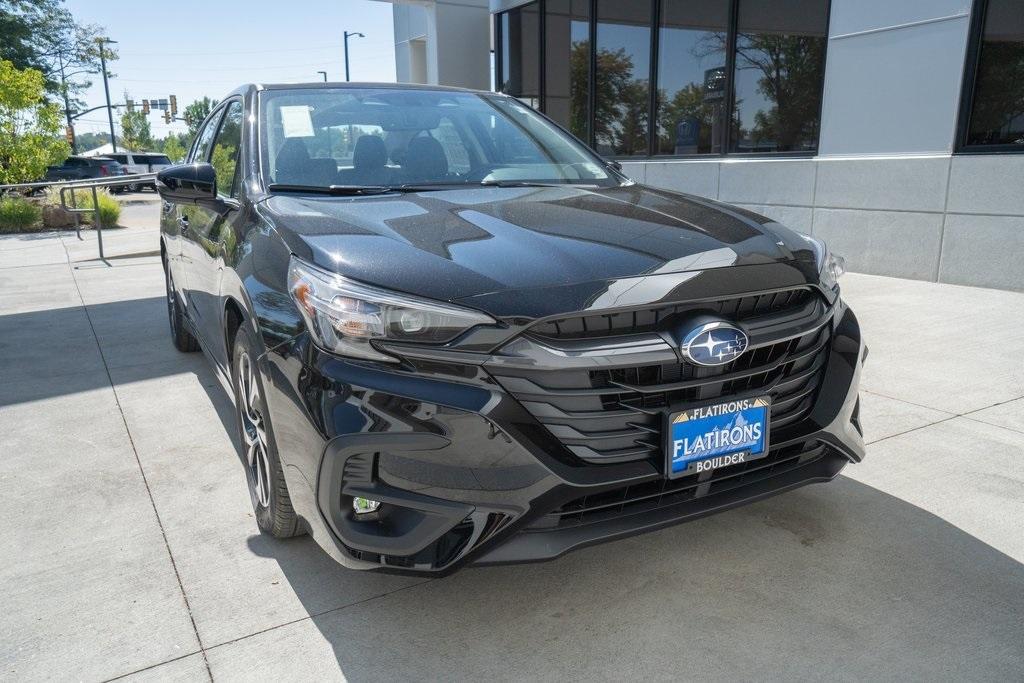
[280,105,314,138]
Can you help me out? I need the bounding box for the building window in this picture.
[544,0,590,141]
[655,1,730,155]
[496,0,830,158]
[731,0,829,153]
[961,0,1024,150]
[593,0,652,156]
[498,2,541,108]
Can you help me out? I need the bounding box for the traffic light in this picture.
[126,99,134,113]
[141,99,150,114]
[65,126,74,145]
[164,109,171,124]
[169,95,177,116]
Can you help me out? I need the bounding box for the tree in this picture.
[0,59,69,183]
[733,34,825,151]
[162,134,187,163]
[120,109,152,151]
[184,96,218,138]
[0,0,113,106]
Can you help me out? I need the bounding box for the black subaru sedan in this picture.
[157,83,865,574]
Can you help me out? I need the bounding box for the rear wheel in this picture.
[231,326,301,537]
[165,266,199,352]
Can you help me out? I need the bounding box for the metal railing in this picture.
[0,174,156,260]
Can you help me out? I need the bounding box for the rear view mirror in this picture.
[156,163,217,203]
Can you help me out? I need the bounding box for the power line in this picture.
[116,43,344,57]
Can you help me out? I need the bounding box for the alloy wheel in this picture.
[237,351,272,508]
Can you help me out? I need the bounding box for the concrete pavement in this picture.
[1,201,1022,681]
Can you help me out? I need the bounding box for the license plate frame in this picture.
[665,395,771,479]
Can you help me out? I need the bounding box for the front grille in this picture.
[530,288,813,340]
[530,440,828,530]
[489,291,831,466]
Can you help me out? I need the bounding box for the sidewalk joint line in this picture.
[203,578,435,654]
[863,390,1024,443]
[63,241,214,683]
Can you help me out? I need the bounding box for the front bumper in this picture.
[266,291,865,575]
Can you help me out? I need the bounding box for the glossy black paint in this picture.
[158,83,865,574]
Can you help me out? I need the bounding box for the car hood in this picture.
[261,184,816,305]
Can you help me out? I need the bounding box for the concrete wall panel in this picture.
[813,208,943,280]
[948,155,1024,216]
[718,160,816,206]
[815,157,951,212]
[644,161,719,199]
[939,215,1024,291]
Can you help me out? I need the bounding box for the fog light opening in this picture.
[352,497,381,515]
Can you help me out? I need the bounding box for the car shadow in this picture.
[237,456,1024,678]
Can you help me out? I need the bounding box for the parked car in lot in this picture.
[44,156,129,192]
[156,83,865,575]
[106,152,172,191]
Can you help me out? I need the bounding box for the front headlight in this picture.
[287,255,496,363]
[801,235,846,290]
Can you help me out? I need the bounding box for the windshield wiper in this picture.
[267,184,394,196]
[478,180,599,188]
[267,183,468,196]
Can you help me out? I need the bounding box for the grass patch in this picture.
[0,196,43,233]
[68,189,121,227]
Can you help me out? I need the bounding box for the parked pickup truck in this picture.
[44,156,130,192]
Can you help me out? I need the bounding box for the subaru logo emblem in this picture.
[681,322,748,366]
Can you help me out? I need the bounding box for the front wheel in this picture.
[165,266,199,352]
[231,326,302,538]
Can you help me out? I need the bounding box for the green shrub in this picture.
[70,189,121,228]
[0,196,43,233]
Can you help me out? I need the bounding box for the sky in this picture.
[66,0,397,138]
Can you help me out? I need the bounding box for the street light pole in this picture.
[317,70,328,82]
[343,31,365,82]
[97,37,118,152]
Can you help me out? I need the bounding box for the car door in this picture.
[185,99,245,364]
[167,108,223,329]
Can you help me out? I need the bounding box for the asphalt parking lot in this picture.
[1,199,1022,681]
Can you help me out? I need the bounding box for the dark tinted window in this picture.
[594,0,652,156]
[109,154,128,164]
[211,101,243,198]
[964,0,1024,148]
[655,1,730,155]
[142,154,172,165]
[544,0,590,141]
[731,0,828,153]
[499,2,541,107]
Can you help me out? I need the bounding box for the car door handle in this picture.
[177,215,190,231]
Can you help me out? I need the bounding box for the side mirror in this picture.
[605,158,623,172]
[156,163,217,204]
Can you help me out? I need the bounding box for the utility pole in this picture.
[97,37,118,152]
[343,31,364,82]
[317,70,328,82]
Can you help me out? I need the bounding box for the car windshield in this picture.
[259,87,617,189]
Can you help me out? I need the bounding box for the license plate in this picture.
[667,396,770,478]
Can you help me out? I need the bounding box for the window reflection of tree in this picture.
[730,33,825,152]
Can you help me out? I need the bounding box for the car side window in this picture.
[210,101,243,198]
[190,109,223,163]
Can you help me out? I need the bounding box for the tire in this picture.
[126,183,139,193]
[165,266,200,352]
[231,325,302,538]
